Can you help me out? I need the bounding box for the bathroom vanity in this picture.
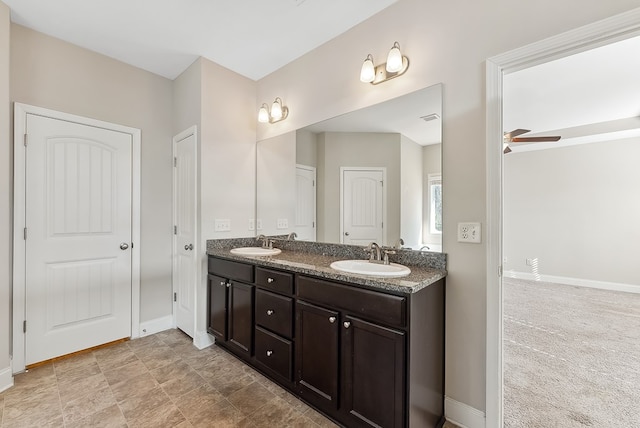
[206,238,446,428]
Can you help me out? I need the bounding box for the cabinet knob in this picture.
[328,316,336,323]
[267,277,274,283]
[226,282,231,288]
[266,350,273,357]
[219,281,226,286]
[266,310,274,316]
[343,321,351,329]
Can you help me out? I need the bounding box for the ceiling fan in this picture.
[503,129,561,154]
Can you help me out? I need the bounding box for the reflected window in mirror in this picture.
[428,174,442,235]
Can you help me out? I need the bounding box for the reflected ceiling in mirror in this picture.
[256,83,443,252]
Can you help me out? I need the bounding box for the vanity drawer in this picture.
[297,275,407,328]
[255,289,293,338]
[255,326,293,382]
[256,267,294,295]
[208,257,254,283]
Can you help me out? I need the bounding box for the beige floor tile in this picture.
[61,385,117,425]
[10,364,56,392]
[110,372,159,403]
[228,381,277,416]
[150,359,193,385]
[172,383,226,420]
[94,342,139,371]
[199,359,257,397]
[247,395,307,427]
[127,334,164,352]
[126,403,186,428]
[58,371,109,406]
[180,398,251,428]
[156,329,192,348]
[136,344,183,371]
[304,407,341,428]
[160,369,206,400]
[65,404,127,428]
[117,385,172,422]
[2,384,62,427]
[103,359,149,386]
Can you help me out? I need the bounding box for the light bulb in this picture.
[386,42,403,73]
[360,54,375,83]
[271,98,283,120]
[258,104,269,123]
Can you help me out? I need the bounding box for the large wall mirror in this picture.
[256,83,443,251]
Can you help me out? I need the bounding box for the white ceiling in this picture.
[504,35,640,153]
[3,0,397,80]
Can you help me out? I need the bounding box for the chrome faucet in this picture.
[256,234,273,249]
[365,242,382,263]
[394,238,404,249]
[286,232,297,240]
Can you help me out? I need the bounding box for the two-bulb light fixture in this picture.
[360,41,409,85]
[258,97,289,124]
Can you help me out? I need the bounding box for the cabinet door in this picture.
[295,300,340,413]
[342,315,406,428]
[228,281,254,356]
[207,274,228,341]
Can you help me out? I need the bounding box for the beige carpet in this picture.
[503,278,640,427]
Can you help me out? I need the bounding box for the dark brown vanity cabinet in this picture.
[207,258,255,357]
[296,275,408,428]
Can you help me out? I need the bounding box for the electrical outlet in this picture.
[214,219,231,232]
[276,218,288,229]
[248,219,255,231]
[256,219,263,230]
[457,222,481,243]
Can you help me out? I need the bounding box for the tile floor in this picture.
[0,329,458,427]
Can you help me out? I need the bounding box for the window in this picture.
[428,174,442,235]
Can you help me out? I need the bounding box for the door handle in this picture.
[184,244,193,251]
[120,243,129,250]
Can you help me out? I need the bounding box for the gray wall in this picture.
[256,0,640,412]
[400,135,423,248]
[504,138,640,286]
[0,2,11,380]
[10,24,174,324]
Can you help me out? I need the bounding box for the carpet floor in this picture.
[503,278,640,427]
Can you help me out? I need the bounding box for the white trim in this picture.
[445,396,486,428]
[0,362,14,393]
[486,8,640,428]
[339,166,387,245]
[139,315,174,337]
[504,271,640,294]
[172,126,198,338]
[194,330,215,350]
[12,103,142,373]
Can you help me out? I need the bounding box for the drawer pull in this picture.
[266,350,273,357]
[266,309,274,316]
[329,316,336,323]
[267,277,275,283]
[343,321,351,329]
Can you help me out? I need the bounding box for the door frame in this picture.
[485,9,640,427]
[12,103,141,373]
[339,167,386,245]
[172,125,198,336]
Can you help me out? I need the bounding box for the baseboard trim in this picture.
[504,271,640,294]
[139,315,173,337]
[0,362,14,393]
[194,330,214,350]
[445,397,485,428]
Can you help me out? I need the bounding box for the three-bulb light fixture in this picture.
[258,97,289,124]
[360,41,409,85]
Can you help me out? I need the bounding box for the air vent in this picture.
[420,113,440,122]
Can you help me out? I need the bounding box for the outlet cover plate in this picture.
[457,222,481,243]
[214,219,231,232]
[276,218,288,229]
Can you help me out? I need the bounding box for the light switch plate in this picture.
[457,222,481,243]
[276,218,288,229]
[248,219,255,231]
[214,219,231,232]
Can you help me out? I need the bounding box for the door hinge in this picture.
[23,320,27,333]
[23,134,28,147]
[380,180,384,187]
[313,180,315,186]
[173,157,177,167]
[312,221,315,228]
[174,225,177,235]
[381,222,384,228]
[23,227,27,240]
[498,265,503,277]
[173,292,177,302]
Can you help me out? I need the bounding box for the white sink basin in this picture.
[230,247,282,256]
[330,259,411,278]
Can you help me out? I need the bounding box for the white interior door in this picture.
[295,165,316,241]
[173,129,197,338]
[25,114,133,365]
[341,168,384,245]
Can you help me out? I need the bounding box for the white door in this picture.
[341,168,385,245]
[25,114,132,365]
[295,165,316,241]
[173,129,197,337]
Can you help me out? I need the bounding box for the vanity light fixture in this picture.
[359,41,410,85]
[258,97,289,124]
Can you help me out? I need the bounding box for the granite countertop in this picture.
[206,238,447,294]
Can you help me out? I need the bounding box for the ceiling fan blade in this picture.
[504,129,530,140]
[511,136,561,143]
